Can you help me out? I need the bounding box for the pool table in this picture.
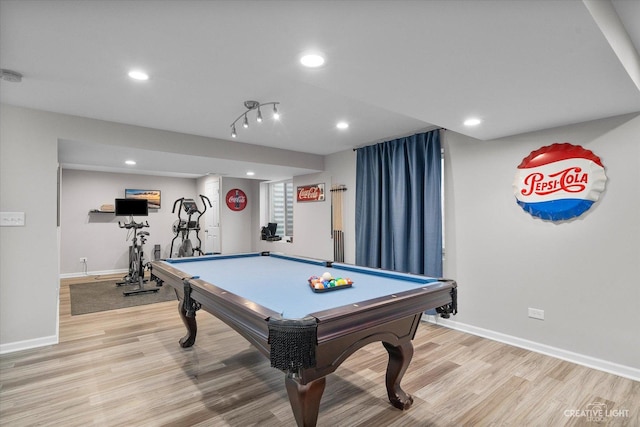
[150,252,457,427]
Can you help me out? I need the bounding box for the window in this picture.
[267,180,294,237]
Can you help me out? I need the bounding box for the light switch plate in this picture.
[0,212,25,226]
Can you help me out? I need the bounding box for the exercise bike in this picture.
[170,195,212,257]
[116,219,159,296]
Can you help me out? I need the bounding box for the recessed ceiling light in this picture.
[464,118,482,126]
[128,70,149,81]
[246,171,255,176]
[125,160,136,165]
[336,121,349,129]
[300,53,325,68]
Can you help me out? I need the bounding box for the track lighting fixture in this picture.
[230,100,280,138]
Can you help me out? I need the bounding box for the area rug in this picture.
[69,279,176,315]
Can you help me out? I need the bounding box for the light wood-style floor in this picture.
[0,275,637,426]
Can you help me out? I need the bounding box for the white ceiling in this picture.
[1,0,639,180]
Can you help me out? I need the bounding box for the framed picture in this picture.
[125,189,161,209]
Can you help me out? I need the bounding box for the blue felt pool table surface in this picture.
[161,252,439,319]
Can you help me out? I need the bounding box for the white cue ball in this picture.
[321,272,332,281]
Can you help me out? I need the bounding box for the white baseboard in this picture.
[0,334,58,355]
[422,315,640,382]
[59,268,127,279]
[2,269,126,355]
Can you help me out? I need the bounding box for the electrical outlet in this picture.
[79,257,87,263]
[528,307,544,320]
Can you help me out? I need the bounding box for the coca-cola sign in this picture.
[226,188,247,211]
[513,143,607,221]
[297,183,325,202]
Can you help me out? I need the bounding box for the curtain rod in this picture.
[352,127,446,151]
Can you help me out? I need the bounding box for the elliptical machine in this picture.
[116,219,159,296]
[170,195,212,257]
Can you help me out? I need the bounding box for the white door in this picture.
[204,177,221,254]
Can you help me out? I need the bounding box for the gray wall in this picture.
[1,104,638,380]
[440,113,640,374]
[1,105,60,348]
[324,149,357,264]
[218,176,256,254]
[254,171,335,260]
[60,171,259,277]
[319,115,640,377]
[60,169,198,275]
[0,104,320,352]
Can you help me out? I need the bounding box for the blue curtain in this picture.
[355,130,442,277]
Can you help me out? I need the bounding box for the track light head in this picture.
[243,114,249,128]
[273,104,280,120]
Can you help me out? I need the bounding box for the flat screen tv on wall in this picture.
[115,198,149,217]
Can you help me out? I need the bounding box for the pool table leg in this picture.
[383,341,414,410]
[285,375,326,427]
[177,297,197,348]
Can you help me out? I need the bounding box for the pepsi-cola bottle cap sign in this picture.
[513,143,607,221]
